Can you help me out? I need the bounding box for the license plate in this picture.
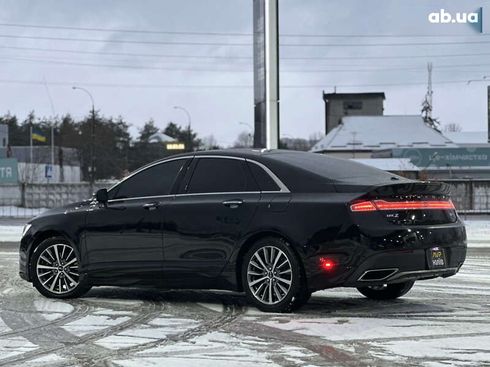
[428,247,446,268]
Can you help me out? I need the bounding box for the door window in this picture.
[187,158,258,194]
[110,159,187,199]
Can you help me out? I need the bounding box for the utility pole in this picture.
[487,82,490,143]
[253,0,279,149]
[421,62,439,131]
[72,86,96,191]
[173,106,192,151]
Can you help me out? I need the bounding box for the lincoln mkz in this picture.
[19,150,467,312]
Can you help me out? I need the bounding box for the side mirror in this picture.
[95,188,108,206]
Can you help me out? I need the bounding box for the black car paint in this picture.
[19,149,467,293]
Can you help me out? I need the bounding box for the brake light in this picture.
[350,201,377,212]
[350,199,455,212]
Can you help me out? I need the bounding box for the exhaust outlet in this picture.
[358,268,399,282]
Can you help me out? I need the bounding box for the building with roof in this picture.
[311,115,457,159]
[444,131,487,146]
[148,132,177,143]
[323,92,385,134]
[350,158,420,179]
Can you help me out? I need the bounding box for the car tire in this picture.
[357,281,415,300]
[290,288,312,311]
[242,237,306,313]
[31,237,91,299]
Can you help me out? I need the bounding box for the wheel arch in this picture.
[234,230,307,292]
[26,230,74,281]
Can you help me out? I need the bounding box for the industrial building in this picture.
[323,92,385,133]
[311,114,490,180]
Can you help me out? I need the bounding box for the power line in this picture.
[0,45,252,60]
[0,22,252,37]
[281,40,490,47]
[3,33,490,48]
[0,34,251,46]
[282,52,490,61]
[0,56,252,72]
[0,22,487,39]
[0,78,483,89]
[3,44,490,62]
[3,55,490,73]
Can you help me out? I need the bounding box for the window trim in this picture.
[107,156,190,202]
[107,154,290,202]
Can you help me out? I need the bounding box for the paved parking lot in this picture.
[0,241,489,367]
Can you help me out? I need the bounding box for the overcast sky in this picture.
[0,0,488,146]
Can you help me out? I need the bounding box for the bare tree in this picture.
[443,123,463,133]
[233,131,253,148]
[200,135,221,150]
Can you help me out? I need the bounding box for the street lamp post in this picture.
[72,86,96,190]
[239,122,253,147]
[173,106,192,151]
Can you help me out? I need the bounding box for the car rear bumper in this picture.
[305,222,467,291]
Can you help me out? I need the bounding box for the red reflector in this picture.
[350,199,455,212]
[320,257,335,271]
[350,201,377,212]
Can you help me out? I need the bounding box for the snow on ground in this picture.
[0,206,47,219]
[0,242,489,366]
[0,225,24,242]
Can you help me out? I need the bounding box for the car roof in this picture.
[157,149,406,192]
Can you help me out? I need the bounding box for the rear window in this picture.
[268,152,397,182]
[248,162,280,191]
[187,158,259,194]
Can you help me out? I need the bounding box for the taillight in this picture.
[350,199,455,212]
[350,201,377,212]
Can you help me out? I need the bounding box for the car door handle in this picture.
[143,202,159,211]
[222,200,243,209]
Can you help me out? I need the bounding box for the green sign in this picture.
[0,158,18,184]
[391,148,490,168]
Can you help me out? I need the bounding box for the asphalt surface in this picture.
[0,242,489,367]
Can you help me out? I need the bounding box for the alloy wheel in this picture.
[247,245,293,305]
[36,243,80,295]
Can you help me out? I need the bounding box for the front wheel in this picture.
[357,281,415,300]
[242,237,305,313]
[31,237,91,299]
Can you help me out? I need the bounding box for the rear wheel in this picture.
[31,237,91,299]
[357,281,414,300]
[242,237,306,313]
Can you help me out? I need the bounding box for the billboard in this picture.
[0,158,18,184]
[392,148,490,168]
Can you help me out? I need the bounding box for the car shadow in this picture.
[81,287,449,316]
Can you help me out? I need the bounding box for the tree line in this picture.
[0,111,206,181]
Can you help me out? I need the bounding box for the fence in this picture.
[0,181,114,218]
[0,179,489,219]
[444,179,490,214]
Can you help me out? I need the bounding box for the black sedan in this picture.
[19,149,467,312]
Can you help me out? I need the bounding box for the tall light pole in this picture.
[173,106,192,151]
[72,86,96,190]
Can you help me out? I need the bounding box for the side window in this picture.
[110,159,187,199]
[187,158,258,194]
[248,162,280,191]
